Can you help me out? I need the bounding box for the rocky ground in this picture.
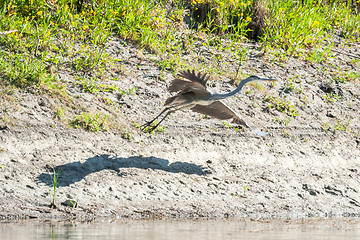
[0,34,360,221]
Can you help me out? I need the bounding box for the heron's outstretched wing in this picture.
[169,70,210,92]
[191,100,249,127]
[179,69,210,86]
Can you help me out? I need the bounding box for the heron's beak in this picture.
[261,78,276,81]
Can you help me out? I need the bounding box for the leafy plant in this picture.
[243,186,248,196]
[263,96,298,117]
[275,117,291,126]
[70,113,108,132]
[119,87,137,96]
[322,93,339,104]
[321,122,331,132]
[54,107,64,120]
[49,168,61,208]
[221,121,232,128]
[333,119,350,131]
[306,43,334,63]
[78,78,100,93]
[282,78,303,94]
[99,84,119,93]
[321,119,351,133]
[72,46,109,72]
[156,125,167,133]
[333,70,360,83]
[122,131,133,140]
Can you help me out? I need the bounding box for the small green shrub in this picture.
[70,113,108,132]
[263,96,298,117]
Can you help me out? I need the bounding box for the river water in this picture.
[1,218,359,240]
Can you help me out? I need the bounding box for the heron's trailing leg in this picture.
[140,107,171,132]
[145,110,172,132]
[141,104,193,133]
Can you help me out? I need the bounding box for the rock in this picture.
[61,199,78,208]
[302,184,320,196]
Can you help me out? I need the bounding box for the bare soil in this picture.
[0,35,360,221]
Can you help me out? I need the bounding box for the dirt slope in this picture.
[0,36,360,220]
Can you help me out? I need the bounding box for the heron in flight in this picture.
[141,70,275,136]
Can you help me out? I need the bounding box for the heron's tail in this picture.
[232,118,268,136]
[252,129,268,136]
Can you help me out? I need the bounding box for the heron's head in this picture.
[248,75,276,82]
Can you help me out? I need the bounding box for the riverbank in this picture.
[1,34,360,220]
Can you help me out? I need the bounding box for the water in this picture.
[1,218,360,240]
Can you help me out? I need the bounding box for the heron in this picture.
[141,70,275,136]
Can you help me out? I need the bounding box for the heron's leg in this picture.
[140,107,171,131]
[146,111,171,132]
[146,104,192,132]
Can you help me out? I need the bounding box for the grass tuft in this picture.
[70,112,109,132]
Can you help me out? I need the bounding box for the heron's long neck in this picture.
[210,77,253,100]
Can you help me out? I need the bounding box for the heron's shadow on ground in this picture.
[37,155,211,187]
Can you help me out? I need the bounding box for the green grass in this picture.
[321,118,352,133]
[54,107,64,120]
[70,112,109,132]
[263,0,360,56]
[322,92,339,104]
[0,51,55,88]
[221,121,232,128]
[1,0,358,91]
[243,186,248,197]
[333,70,360,83]
[0,0,359,135]
[263,95,299,117]
[49,168,61,208]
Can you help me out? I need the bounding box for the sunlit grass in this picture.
[0,0,359,90]
[263,0,360,55]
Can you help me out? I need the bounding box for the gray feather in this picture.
[191,101,248,127]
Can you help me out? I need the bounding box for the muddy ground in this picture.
[0,34,360,221]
